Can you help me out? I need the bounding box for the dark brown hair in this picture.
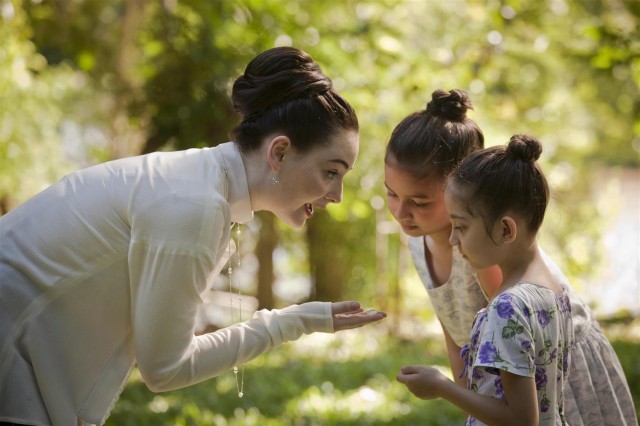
[385,89,484,181]
[230,47,359,153]
[448,134,550,236]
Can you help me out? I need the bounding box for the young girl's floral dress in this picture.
[461,283,574,426]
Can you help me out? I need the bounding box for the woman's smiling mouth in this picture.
[304,203,314,218]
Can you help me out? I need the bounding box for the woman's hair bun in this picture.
[231,47,332,118]
[506,134,542,162]
[426,89,473,121]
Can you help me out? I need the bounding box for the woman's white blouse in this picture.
[0,142,334,426]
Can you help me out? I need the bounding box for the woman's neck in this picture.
[239,148,272,213]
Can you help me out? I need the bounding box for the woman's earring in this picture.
[272,175,279,185]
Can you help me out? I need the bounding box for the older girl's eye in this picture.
[327,170,338,179]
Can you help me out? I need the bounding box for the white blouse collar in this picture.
[213,142,254,224]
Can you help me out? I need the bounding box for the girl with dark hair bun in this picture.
[387,90,636,425]
[0,46,383,425]
[399,134,573,425]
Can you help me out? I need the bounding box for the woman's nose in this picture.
[326,183,343,204]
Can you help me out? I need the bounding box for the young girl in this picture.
[386,89,637,424]
[397,134,574,425]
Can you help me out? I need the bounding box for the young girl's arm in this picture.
[397,366,538,426]
[440,321,467,388]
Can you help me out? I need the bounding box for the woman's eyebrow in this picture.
[328,159,351,170]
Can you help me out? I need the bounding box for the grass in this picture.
[105,320,640,426]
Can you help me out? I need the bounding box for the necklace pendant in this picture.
[238,391,244,398]
[233,366,238,374]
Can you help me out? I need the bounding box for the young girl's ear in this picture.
[496,216,517,245]
[266,135,291,172]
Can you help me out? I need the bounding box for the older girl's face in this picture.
[384,163,451,238]
[276,129,359,228]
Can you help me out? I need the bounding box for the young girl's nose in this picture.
[395,201,411,220]
[449,232,459,247]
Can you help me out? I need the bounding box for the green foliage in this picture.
[0,0,87,208]
[105,324,640,424]
[106,326,466,426]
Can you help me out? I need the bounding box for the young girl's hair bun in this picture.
[507,134,543,163]
[426,89,473,122]
[232,47,332,119]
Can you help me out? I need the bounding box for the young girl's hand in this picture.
[396,365,452,400]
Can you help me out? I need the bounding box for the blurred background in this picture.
[1,0,638,424]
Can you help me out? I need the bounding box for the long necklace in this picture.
[228,222,245,398]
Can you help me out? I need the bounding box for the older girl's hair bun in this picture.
[426,89,473,122]
[506,134,543,162]
[231,47,332,119]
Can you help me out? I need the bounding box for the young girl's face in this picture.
[384,163,451,238]
[444,184,500,270]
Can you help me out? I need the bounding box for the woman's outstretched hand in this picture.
[331,301,386,331]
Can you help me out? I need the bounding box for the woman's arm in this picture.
[397,366,538,426]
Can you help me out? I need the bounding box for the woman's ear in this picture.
[267,135,291,172]
[497,216,517,245]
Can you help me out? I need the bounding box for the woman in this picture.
[0,47,386,426]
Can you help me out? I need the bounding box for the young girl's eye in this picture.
[413,201,428,207]
[453,225,465,232]
[327,170,338,179]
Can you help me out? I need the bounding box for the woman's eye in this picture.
[386,191,397,198]
[413,201,428,207]
[327,170,338,179]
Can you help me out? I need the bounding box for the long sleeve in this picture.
[130,229,333,391]
[128,193,333,392]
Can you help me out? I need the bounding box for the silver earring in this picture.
[271,175,279,185]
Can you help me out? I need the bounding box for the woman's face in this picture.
[384,163,451,238]
[275,129,359,228]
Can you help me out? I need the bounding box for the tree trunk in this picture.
[255,211,277,310]
[306,210,346,302]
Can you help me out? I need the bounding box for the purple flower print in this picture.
[563,349,569,374]
[558,294,571,313]
[494,375,504,398]
[523,305,531,317]
[472,367,484,380]
[537,309,551,327]
[535,366,548,389]
[540,395,551,413]
[520,340,532,351]
[496,299,515,319]
[550,348,558,359]
[459,345,470,378]
[479,342,499,363]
